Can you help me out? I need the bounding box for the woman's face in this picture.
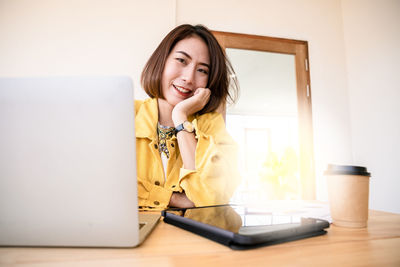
[161,35,210,107]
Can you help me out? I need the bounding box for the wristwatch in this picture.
[175,120,194,134]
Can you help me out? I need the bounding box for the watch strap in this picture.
[175,120,194,134]
[175,123,185,134]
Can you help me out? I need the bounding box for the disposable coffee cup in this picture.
[325,164,371,228]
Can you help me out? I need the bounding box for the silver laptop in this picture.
[0,76,160,247]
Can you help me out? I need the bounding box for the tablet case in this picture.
[162,205,329,250]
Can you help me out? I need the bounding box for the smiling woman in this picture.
[136,24,240,210]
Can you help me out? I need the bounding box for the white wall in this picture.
[0,0,176,99]
[1,0,398,212]
[341,0,400,213]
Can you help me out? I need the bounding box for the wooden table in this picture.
[1,210,399,266]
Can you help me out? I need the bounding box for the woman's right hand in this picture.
[172,87,211,125]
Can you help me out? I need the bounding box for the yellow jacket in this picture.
[135,98,241,210]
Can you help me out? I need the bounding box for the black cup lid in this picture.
[324,164,371,176]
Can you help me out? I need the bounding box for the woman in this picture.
[136,24,240,210]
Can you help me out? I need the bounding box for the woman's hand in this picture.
[169,192,195,208]
[172,88,211,125]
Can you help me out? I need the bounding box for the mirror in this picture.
[226,49,297,116]
[225,48,300,202]
[212,31,315,202]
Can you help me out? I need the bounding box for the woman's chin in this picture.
[170,94,189,105]
[160,97,181,108]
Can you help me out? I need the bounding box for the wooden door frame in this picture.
[212,30,315,200]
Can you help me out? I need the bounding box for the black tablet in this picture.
[162,204,330,250]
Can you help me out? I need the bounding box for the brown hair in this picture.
[141,24,239,114]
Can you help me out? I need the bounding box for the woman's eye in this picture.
[175,58,185,64]
[198,68,209,75]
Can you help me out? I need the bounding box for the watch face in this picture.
[183,121,194,132]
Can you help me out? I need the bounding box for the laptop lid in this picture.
[0,76,142,247]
